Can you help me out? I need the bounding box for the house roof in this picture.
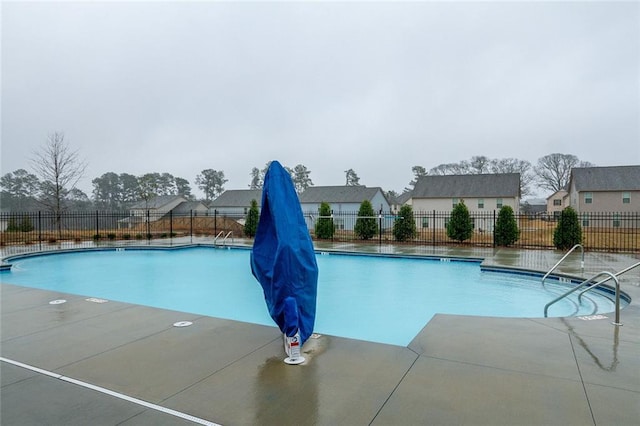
[396,191,413,205]
[570,165,640,191]
[130,195,186,209]
[209,189,263,207]
[546,189,568,201]
[298,186,386,204]
[412,174,520,198]
[171,201,208,214]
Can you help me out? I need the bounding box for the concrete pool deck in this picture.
[1,240,639,425]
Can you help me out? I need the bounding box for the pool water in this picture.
[1,247,619,346]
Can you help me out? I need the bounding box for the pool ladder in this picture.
[214,231,234,246]
[541,244,584,287]
[543,256,640,326]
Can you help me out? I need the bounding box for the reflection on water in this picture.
[254,337,328,425]
[562,318,619,372]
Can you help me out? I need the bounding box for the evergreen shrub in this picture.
[494,205,519,246]
[354,200,378,240]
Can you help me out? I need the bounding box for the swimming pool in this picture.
[1,247,622,346]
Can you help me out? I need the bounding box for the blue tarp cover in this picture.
[250,161,319,345]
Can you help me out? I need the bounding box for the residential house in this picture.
[129,195,188,221]
[567,165,640,228]
[170,200,209,216]
[521,198,547,218]
[298,185,391,231]
[389,190,413,212]
[122,195,205,228]
[410,173,521,231]
[546,189,568,219]
[208,189,262,217]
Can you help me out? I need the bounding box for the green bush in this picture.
[494,205,519,246]
[123,234,131,240]
[7,216,34,232]
[447,200,473,242]
[354,200,378,240]
[553,207,582,250]
[93,234,102,241]
[19,216,34,232]
[314,201,334,239]
[107,233,116,240]
[244,199,260,237]
[393,205,416,242]
[135,234,143,240]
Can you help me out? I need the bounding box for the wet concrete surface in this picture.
[1,241,639,425]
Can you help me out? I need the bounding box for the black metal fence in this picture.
[1,210,639,252]
[301,210,640,252]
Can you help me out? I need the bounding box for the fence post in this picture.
[190,209,193,243]
[146,210,150,241]
[38,211,42,250]
[95,210,99,240]
[493,210,496,248]
[214,209,217,236]
[432,210,436,246]
[170,210,173,241]
[378,209,382,245]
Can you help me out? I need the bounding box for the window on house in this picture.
[613,213,621,228]
[452,198,459,208]
[582,213,590,227]
[478,199,484,209]
[496,198,503,208]
[244,207,248,214]
[584,192,593,204]
[623,192,630,204]
[553,199,562,206]
[422,217,429,228]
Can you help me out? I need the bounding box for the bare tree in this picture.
[534,153,594,193]
[489,158,534,197]
[31,132,87,236]
[468,156,490,174]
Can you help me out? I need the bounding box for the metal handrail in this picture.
[213,231,225,244]
[578,261,640,302]
[222,231,233,245]
[544,271,621,326]
[541,244,584,287]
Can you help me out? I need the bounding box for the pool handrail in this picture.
[577,261,640,303]
[222,231,233,245]
[541,244,584,287]
[213,231,234,246]
[213,231,225,245]
[544,271,621,325]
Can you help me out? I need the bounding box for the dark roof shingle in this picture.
[209,189,263,207]
[571,166,640,191]
[298,186,383,203]
[412,174,520,198]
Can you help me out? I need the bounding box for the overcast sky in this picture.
[2,1,639,199]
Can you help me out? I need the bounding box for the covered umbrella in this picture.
[250,161,319,364]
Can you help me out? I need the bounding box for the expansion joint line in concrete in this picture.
[0,356,222,426]
[567,335,597,426]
